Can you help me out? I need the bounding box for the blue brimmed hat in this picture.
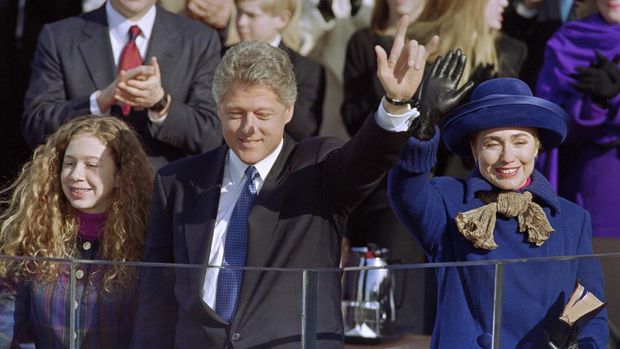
[441,78,570,157]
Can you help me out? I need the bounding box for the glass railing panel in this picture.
[1,251,619,349]
[338,258,436,349]
[498,253,618,349]
[0,256,74,349]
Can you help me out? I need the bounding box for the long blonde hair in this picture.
[0,116,153,291]
[407,0,499,81]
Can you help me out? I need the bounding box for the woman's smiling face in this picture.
[471,127,539,190]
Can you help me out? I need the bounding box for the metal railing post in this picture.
[301,269,318,349]
[69,260,77,349]
[492,263,505,349]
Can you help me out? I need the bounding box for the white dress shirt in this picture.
[201,103,419,308]
[89,2,165,122]
[202,139,283,308]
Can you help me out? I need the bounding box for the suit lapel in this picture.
[183,147,227,267]
[78,7,116,90]
[182,147,228,325]
[235,136,298,323]
[144,7,180,92]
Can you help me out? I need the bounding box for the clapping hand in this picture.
[412,49,474,140]
[375,15,439,114]
[115,57,165,113]
[572,50,620,106]
[186,0,234,29]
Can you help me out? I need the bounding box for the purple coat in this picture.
[536,14,620,238]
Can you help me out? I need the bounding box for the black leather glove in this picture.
[541,281,606,349]
[572,51,620,106]
[411,49,474,140]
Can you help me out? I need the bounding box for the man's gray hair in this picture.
[212,41,297,107]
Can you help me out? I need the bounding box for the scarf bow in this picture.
[455,191,554,250]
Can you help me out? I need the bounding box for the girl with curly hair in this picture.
[0,116,153,348]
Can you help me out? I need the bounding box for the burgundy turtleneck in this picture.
[515,176,532,191]
[77,211,107,240]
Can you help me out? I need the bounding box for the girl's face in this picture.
[485,0,509,30]
[387,0,425,22]
[597,0,620,24]
[471,127,539,190]
[61,134,118,214]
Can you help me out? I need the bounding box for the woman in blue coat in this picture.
[388,52,608,348]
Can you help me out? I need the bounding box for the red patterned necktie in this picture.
[118,25,143,115]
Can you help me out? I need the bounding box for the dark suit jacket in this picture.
[502,0,564,89]
[21,5,222,168]
[280,44,325,141]
[132,115,411,348]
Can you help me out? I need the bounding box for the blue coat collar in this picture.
[465,169,561,214]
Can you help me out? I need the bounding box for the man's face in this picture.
[236,0,288,43]
[110,0,157,21]
[218,82,293,165]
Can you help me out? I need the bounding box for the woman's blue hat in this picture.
[441,78,570,157]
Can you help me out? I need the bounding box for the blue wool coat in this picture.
[388,133,608,349]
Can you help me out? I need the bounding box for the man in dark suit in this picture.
[21,0,222,169]
[235,0,325,140]
[132,16,435,348]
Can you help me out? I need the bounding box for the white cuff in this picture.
[148,110,168,124]
[374,97,420,132]
[90,91,106,115]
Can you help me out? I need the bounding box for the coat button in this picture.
[82,241,92,251]
[76,269,85,280]
[231,332,240,341]
[477,332,493,348]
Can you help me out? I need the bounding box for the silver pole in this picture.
[492,263,505,349]
[301,270,318,349]
[69,260,77,349]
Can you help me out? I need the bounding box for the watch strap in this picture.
[385,95,418,107]
[149,93,171,114]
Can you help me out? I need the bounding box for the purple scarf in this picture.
[536,14,620,188]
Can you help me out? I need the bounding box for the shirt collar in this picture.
[465,169,561,213]
[227,138,284,186]
[269,34,282,48]
[106,1,156,45]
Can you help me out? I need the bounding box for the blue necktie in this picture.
[215,166,258,322]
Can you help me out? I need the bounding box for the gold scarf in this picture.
[455,191,554,250]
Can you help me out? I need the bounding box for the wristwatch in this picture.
[149,93,171,114]
[385,95,418,107]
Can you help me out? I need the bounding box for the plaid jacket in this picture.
[0,238,138,349]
